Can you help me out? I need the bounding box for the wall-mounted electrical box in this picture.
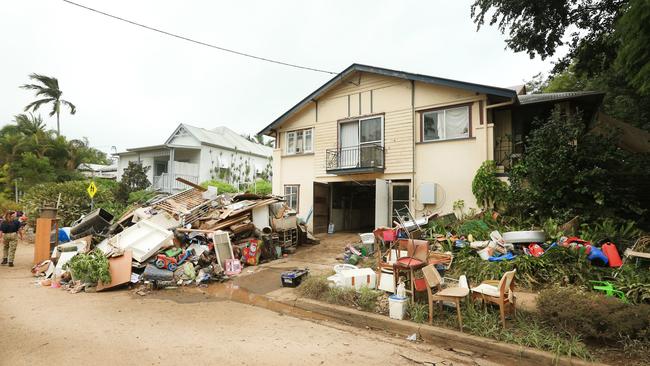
[418,182,437,204]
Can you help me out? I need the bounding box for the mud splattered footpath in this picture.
[0,241,498,366]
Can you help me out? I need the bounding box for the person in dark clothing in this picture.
[1,211,24,267]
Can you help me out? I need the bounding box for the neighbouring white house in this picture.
[116,124,273,192]
[77,162,119,180]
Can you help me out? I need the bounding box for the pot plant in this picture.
[63,249,111,285]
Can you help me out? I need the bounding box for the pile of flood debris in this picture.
[31,179,318,294]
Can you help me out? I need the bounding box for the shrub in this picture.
[325,287,358,306]
[616,265,650,304]
[297,277,381,312]
[127,189,157,205]
[506,106,649,226]
[357,287,382,312]
[428,300,591,359]
[63,248,111,284]
[0,194,21,213]
[449,246,609,290]
[21,179,123,226]
[244,179,272,195]
[200,180,238,194]
[472,160,506,210]
[579,218,642,252]
[296,275,330,300]
[407,300,429,324]
[116,162,150,203]
[537,287,650,342]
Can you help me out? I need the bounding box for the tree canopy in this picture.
[472,0,650,130]
[21,73,76,135]
[0,113,108,197]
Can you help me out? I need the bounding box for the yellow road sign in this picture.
[87,181,98,199]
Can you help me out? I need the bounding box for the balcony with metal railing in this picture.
[325,143,385,174]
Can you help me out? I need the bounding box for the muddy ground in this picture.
[0,240,499,366]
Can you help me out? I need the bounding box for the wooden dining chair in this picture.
[392,239,429,301]
[470,269,517,328]
[422,264,469,331]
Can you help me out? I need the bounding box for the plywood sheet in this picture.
[97,250,132,291]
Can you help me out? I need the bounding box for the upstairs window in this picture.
[286,128,313,155]
[422,105,470,141]
[284,185,299,211]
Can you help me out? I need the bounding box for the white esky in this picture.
[1,0,560,154]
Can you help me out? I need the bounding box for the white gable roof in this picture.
[167,123,272,158]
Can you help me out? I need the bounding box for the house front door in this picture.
[339,121,359,168]
[313,182,330,234]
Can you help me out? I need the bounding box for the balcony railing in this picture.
[152,173,199,193]
[326,144,385,174]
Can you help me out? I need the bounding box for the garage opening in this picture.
[330,181,375,232]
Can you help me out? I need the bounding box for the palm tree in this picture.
[21,73,76,136]
[14,113,46,135]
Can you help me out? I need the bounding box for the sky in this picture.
[0,0,560,154]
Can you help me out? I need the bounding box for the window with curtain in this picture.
[285,128,314,155]
[284,185,299,211]
[422,105,470,141]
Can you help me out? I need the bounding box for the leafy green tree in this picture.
[10,152,57,189]
[21,73,76,136]
[472,0,650,131]
[0,113,108,196]
[116,161,150,203]
[507,106,649,225]
[615,0,650,95]
[471,0,627,75]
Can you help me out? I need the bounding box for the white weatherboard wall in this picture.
[200,146,271,185]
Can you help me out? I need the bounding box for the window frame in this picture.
[337,114,385,149]
[283,184,300,212]
[420,103,473,142]
[285,128,314,155]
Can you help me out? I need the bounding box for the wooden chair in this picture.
[470,269,517,328]
[422,264,469,331]
[392,239,429,301]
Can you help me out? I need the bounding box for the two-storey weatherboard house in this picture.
[259,64,605,234]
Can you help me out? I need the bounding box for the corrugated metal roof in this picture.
[517,91,604,105]
[181,124,273,158]
[259,63,517,135]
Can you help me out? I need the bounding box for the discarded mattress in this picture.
[106,220,173,262]
[502,231,546,243]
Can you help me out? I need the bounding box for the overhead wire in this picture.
[61,0,337,75]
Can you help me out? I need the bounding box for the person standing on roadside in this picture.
[1,211,24,267]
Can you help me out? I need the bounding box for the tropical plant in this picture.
[472,160,506,210]
[64,248,111,285]
[0,113,107,196]
[579,219,641,247]
[21,73,76,135]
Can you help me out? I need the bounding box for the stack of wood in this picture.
[193,196,281,237]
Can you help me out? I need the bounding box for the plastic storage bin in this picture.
[389,295,408,320]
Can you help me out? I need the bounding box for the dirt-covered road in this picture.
[0,241,488,366]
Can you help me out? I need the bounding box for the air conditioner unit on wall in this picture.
[418,182,437,205]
